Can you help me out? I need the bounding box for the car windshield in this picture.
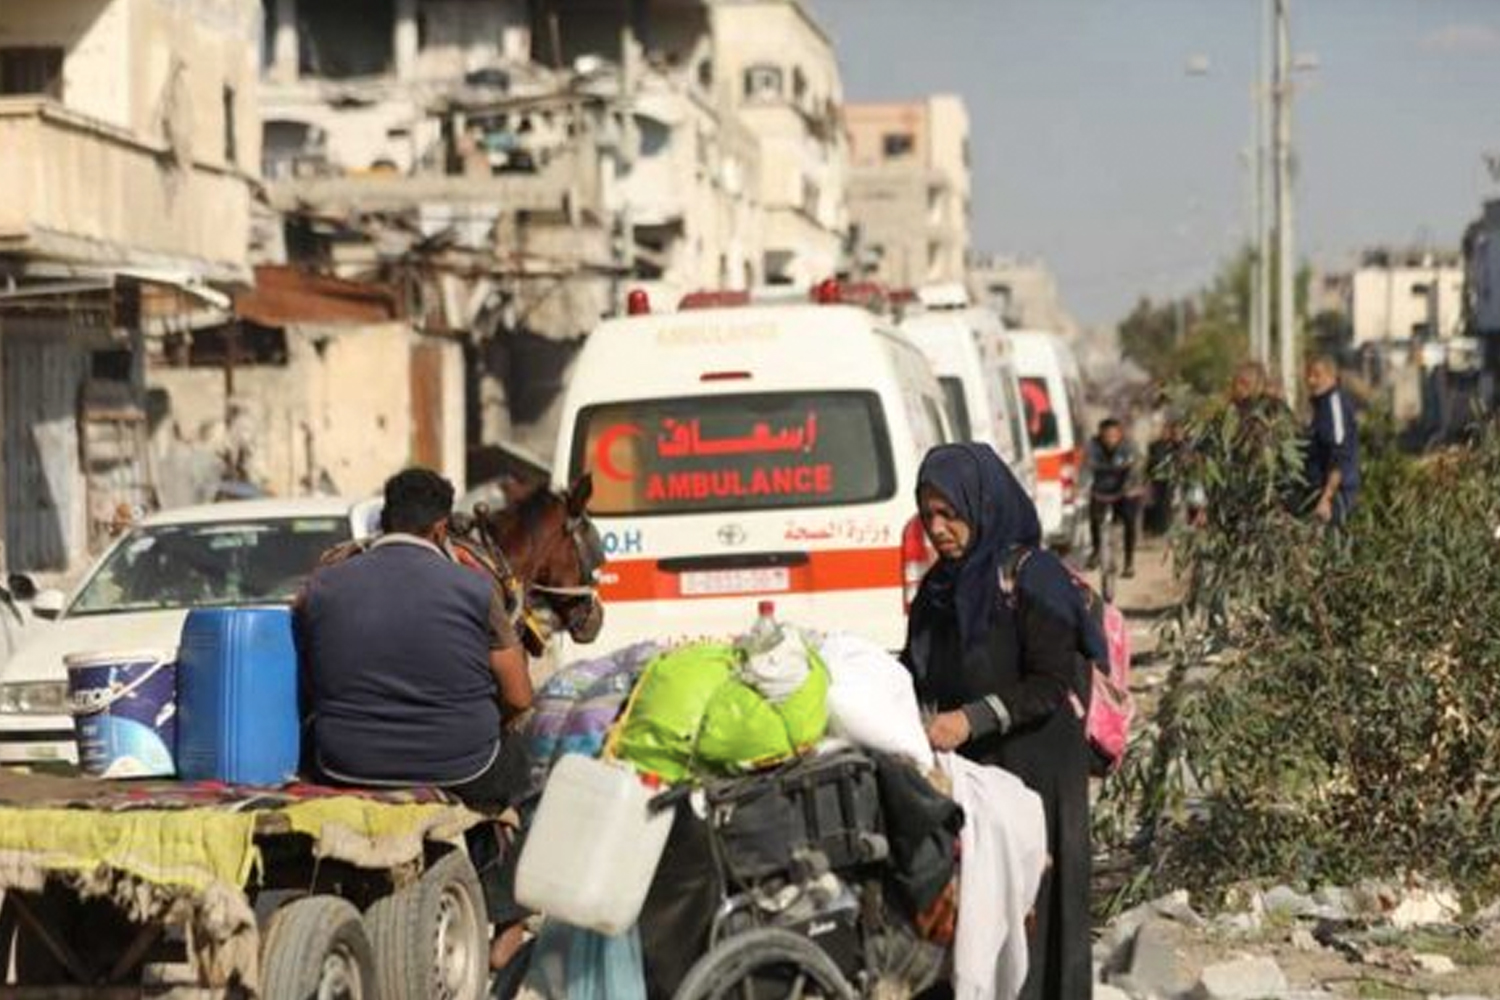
[69,518,351,616]
[571,391,895,516]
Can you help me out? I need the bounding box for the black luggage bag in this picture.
[705,747,888,886]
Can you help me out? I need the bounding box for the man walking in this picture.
[1086,417,1140,578]
[1304,356,1360,527]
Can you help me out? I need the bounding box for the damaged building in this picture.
[146,265,466,504]
[0,0,262,573]
[255,0,848,463]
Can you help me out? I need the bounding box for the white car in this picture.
[0,576,32,670]
[0,497,381,768]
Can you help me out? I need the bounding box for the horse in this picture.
[448,474,606,657]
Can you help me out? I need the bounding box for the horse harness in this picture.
[450,508,605,651]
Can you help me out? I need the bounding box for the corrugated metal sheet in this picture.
[235,266,401,327]
[2,321,86,571]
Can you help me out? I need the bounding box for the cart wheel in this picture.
[365,850,488,1000]
[261,896,375,1000]
[673,927,857,1000]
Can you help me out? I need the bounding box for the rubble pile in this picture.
[1095,883,1500,1000]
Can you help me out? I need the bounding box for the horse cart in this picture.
[0,769,502,999]
[0,482,606,999]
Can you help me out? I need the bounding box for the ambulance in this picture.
[553,286,951,651]
[1007,330,1088,550]
[899,291,1037,500]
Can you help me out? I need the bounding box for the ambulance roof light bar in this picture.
[812,278,843,305]
[679,290,751,311]
[813,279,892,314]
[626,289,651,315]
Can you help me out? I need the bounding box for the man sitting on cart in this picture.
[295,467,534,971]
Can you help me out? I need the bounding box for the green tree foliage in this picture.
[1119,252,1252,395]
[1119,250,1319,396]
[1097,405,1500,905]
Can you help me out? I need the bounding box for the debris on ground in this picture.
[1094,886,1500,999]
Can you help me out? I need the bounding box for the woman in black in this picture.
[903,442,1093,1000]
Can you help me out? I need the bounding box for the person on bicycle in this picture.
[1085,418,1140,578]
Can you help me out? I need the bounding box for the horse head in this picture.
[451,474,605,655]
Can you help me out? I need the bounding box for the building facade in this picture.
[1350,251,1466,347]
[846,95,969,287]
[711,0,847,286]
[257,0,851,461]
[967,254,1079,339]
[259,0,765,304]
[0,0,261,572]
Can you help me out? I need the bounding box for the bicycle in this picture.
[1089,489,1142,604]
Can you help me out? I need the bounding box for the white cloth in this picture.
[937,753,1049,1000]
[815,631,934,771]
[741,630,812,704]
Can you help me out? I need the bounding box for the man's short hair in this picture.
[1099,417,1123,434]
[1306,354,1337,376]
[1233,360,1268,389]
[382,468,455,535]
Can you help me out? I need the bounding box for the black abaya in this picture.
[906,585,1093,1000]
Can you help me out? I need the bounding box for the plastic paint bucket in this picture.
[65,649,177,778]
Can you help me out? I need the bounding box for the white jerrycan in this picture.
[515,754,675,935]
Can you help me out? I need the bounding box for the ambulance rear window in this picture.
[571,392,896,516]
[1019,376,1061,450]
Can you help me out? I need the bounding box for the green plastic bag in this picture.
[696,653,830,770]
[611,644,736,782]
[611,641,830,782]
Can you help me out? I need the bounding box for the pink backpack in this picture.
[1003,550,1135,776]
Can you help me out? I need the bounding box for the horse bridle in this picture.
[451,505,604,647]
[522,513,605,636]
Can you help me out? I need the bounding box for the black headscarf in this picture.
[913,444,1040,652]
[910,443,1104,665]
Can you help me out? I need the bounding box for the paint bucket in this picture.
[65,649,178,778]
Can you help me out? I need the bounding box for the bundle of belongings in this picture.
[517,621,1047,1000]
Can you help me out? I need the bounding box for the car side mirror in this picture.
[31,589,66,620]
[7,573,37,602]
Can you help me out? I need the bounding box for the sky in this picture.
[807,0,1500,328]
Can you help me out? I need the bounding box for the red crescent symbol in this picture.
[594,423,643,481]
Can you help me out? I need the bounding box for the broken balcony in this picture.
[0,98,252,284]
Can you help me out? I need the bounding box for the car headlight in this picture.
[0,681,71,715]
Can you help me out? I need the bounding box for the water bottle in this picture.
[740,599,783,655]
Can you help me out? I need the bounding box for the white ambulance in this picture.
[553,287,950,652]
[1007,330,1089,549]
[899,298,1037,500]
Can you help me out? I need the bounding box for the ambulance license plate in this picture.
[679,568,791,597]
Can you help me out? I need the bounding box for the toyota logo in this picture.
[717,524,747,546]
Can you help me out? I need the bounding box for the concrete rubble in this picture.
[1094,884,1500,1000]
[1191,956,1289,1000]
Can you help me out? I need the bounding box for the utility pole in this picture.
[1251,0,1272,368]
[1273,0,1298,401]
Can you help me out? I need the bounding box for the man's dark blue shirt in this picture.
[297,535,513,786]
